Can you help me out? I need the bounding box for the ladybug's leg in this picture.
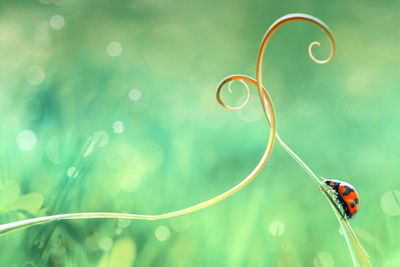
[333,201,346,220]
[320,187,336,200]
[340,211,345,219]
[320,185,332,193]
[332,194,347,220]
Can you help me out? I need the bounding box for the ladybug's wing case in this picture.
[338,183,360,218]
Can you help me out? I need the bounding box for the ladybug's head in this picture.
[323,179,341,189]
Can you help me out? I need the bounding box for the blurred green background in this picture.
[0,0,399,266]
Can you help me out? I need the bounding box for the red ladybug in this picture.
[324,179,359,219]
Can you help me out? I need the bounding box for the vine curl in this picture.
[217,13,335,113]
[216,13,335,185]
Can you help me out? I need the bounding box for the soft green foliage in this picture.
[0,0,399,266]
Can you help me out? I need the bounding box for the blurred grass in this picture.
[0,0,400,266]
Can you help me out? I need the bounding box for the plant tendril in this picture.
[220,79,250,110]
[0,13,370,267]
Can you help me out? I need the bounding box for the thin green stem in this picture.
[276,132,360,266]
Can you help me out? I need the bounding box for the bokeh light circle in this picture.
[269,220,285,236]
[107,41,122,57]
[381,190,400,216]
[49,15,65,30]
[154,226,170,241]
[17,130,37,151]
[26,65,45,85]
[129,89,142,101]
[67,166,78,178]
[113,121,124,134]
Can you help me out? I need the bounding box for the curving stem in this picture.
[0,13,370,267]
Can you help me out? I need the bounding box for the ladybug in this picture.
[323,179,359,219]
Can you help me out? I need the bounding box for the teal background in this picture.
[0,0,399,266]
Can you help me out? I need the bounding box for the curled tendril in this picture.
[217,79,251,111]
[0,13,370,267]
[309,41,332,64]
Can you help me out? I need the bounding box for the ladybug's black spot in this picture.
[354,198,359,205]
[342,186,354,196]
[351,202,355,208]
